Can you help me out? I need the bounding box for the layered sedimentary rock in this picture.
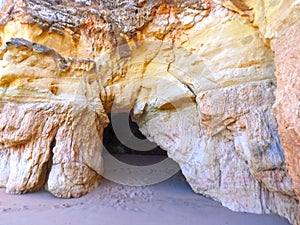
[0,38,109,198]
[272,19,300,223]
[0,0,299,225]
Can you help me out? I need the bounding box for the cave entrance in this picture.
[103,113,168,166]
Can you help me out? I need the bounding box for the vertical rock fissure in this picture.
[44,135,56,186]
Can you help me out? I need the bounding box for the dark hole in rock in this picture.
[43,136,55,186]
[103,113,167,166]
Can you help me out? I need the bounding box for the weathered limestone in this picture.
[0,0,299,224]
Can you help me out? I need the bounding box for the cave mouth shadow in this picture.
[103,113,168,166]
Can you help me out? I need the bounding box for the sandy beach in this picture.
[0,158,290,225]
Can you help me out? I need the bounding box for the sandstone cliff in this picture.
[0,0,299,225]
[272,19,300,224]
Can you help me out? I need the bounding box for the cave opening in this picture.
[103,113,168,166]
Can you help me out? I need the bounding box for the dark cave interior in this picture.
[103,113,167,165]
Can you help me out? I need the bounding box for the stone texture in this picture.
[0,38,109,198]
[272,19,300,224]
[127,12,298,223]
[0,0,299,225]
[222,0,300,39]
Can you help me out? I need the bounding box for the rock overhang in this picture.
[0,0,299,224]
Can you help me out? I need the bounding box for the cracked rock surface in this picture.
[0,0,299,225]
[272,19,300,224]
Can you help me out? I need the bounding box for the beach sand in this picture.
[0,155,291,225]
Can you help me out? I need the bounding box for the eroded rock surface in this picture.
[0,38,109,198]
[272,19,300,223]
[0,0,299,225]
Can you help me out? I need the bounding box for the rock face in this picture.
[0,38,109,198]
[0,0,299,224]
[272,19,300,223]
